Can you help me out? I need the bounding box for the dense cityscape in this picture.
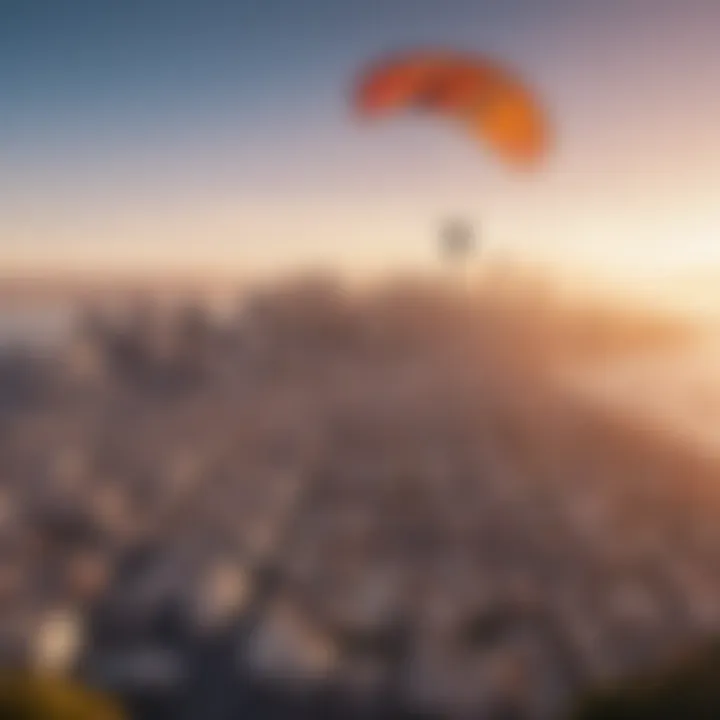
[0,275,717,719]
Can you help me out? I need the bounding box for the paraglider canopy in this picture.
[354,50,550,168]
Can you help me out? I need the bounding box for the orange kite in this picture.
[354,50,550,168]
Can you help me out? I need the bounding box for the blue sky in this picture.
[2,0,719,279]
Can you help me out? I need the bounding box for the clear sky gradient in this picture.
[2,0,719,281]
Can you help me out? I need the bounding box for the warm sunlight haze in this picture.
[2,1,720,295]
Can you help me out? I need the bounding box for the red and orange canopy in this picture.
[354,50,550,167]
